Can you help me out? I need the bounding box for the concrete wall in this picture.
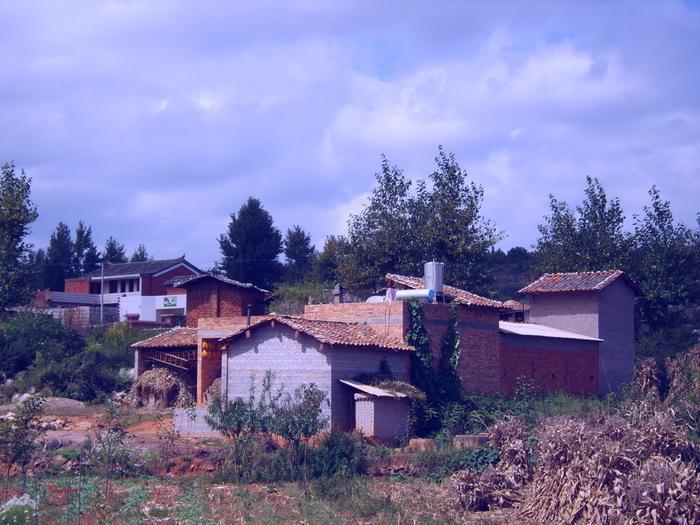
[499,334,598,395]
[597,279,636,394]
[527,292,600,337]
[354,394,410,442]
[222,323,411,430]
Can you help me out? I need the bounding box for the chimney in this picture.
[332,284,345,304]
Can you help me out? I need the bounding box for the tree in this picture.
[311,235,347,283]
[629,187,698,358]
[103,236,127,263]
[340,156,418,291]
[536,177,629,273]
[45,222,75,290]
[130,244,149,262]
[73,221,99,274]
[0,163,39,314]
[339,149,500,294]
[283,226,315,283]
[414,146,501,291]
[218,197,283,289]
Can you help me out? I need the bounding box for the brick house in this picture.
[61,257,201,323]
[519,270,643,394]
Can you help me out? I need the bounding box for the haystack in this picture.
[129,368,193,408]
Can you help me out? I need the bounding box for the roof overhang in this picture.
[339,379,408,398]
[499,321,603,342]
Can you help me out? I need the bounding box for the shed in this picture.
[339,379,410,442]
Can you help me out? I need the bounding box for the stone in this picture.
[452,434,490,449]
[44,438,62,451]
[407,438,436,451]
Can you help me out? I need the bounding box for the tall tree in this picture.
[283,226,315,283]
[311,235,347,283]
[341,156,417,291]
[130,244,149,262]
[536,176,629,273]
[414,146,501,291]
[339,148,500,293]
[73,221,99,274]
[629,187,698,358]
[45,222,75,291]
[0,163,39,313]
[103,236,127,264]
[218,197,283,289]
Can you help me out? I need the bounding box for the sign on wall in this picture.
[163,296,178,308]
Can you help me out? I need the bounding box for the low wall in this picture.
[173,407,220,436]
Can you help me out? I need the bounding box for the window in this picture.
[109,280,118,293]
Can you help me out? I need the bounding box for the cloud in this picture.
[0,1,698,268]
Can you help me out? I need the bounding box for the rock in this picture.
[452,434,490,449]
[407,438,436,451]
[11,393,20,403]
[44,438,62,451]
[18,393,31,403]
[43,397,85,411]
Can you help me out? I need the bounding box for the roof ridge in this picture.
[542,269,621,276]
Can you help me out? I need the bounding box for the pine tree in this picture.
[73,221,99,274]
[283,226,315,283]
[46,222,75,290]
[130,244,149,262]
[218,197,283,289]
[103,236,127,263]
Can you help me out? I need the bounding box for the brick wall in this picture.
[304,302,408,339]
[186,280,266,327]
[65,278,90,294]
[499,334,598,395]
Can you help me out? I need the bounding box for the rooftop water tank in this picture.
[423,262,444,294]
[395,288,436,303]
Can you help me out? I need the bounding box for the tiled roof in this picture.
[165,273,270,294]
[78,257,201,279]
[385,273,504,309]
[518,270,643,296]
[131,327,198,349]
[219,314,414,352]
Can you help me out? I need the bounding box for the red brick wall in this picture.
[141,265,198,296]
[65,278,90,294]
[186,280,266,327]
[499,334,598,395]
[304,302,408,339]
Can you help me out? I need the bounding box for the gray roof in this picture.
[77,257,201,279]
[166,273,270,294]
[499,321,602,342]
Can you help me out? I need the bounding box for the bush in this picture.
[411,446,500,482]
[309,431,366,478]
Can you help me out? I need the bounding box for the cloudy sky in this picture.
[2,1,698,269]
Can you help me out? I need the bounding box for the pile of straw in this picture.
[129,368,192,408]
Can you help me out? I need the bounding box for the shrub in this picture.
[411,446,500,482]
[309,431,366,478]
[0,394,46,488]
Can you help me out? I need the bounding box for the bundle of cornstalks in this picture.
[634,357,660,399]
[129,367,193,408]
[447,418,533,511]
[517,405,698,524]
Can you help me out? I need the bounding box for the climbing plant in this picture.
[405,300,434,397]
[438,303,462,402]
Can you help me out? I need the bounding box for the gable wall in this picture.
[527,291,600,338]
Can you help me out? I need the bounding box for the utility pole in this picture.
[100,261,105,326]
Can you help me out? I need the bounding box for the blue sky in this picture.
[1,1,698,270]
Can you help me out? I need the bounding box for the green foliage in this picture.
[437,304,461,402]
[311,235,346,283]
[631,187,699,359]
[0,394,46,484]
[0,162,39,314]
[0,495,36,525]
[339,148,500,293]
[406,301,434,398]
[129,244,149,262]
[218,196,283,290]
[46,222,76,290]
[103,236,127,263]
[269,281,331,315]
[410,446,500,482]
[309,431,366,479]
[73,221,99,274]
[486,246,537,300]
[0,316,157,402]
[536,176,629,273]
[283,225,316,283]
[0,311,84,381]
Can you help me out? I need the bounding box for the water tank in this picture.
[395,288,436,303]
[423,262,444,294]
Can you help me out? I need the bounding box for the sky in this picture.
[1,1,699,270]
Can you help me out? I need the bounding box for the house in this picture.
[133,263,639,439]
[519,270,643,394]
[61,256,201,324]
